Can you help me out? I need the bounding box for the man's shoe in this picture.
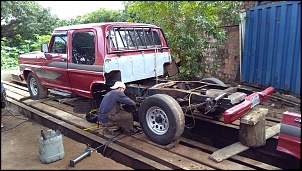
[123,127,140,136]
[104,127,122,136]
[100,122,116,128]
[108,125,121,130]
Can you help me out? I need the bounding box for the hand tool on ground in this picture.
[70,144,91,167]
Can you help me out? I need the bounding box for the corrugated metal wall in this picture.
[241,1,301,95]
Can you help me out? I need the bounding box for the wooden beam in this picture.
[209,123,281,162]
[179,137,281,170]
[25,96,61,105]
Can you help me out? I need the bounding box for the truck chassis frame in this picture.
[112,78,274,145]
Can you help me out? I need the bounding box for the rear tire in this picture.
[27,72,48,100]
[138,94,185,145]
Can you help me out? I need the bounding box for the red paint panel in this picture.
[277,134,301,159]
[223,86,274,124]
[281,111,301,128]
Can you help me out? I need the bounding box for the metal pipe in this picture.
[70,144,91,167]
[239,12,246,83]
[214,93,227,102]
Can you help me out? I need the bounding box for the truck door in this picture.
[67,29,100,98]
[41,32,71,92]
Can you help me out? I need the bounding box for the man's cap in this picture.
[110,81,126,89]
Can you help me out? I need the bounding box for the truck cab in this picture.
[18,22,174,100]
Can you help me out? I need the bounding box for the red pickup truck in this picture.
[18,22,275,145]
[18,22,174,100]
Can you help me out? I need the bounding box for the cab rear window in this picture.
[107,26,166,53]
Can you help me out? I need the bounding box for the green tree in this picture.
[76,8,126,24]
[125,1,243,80]
[1,1,131,70]
[1,1,59,47]
[57,18,80,27]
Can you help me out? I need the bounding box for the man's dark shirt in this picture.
[98,89,135,123]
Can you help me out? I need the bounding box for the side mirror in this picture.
[40,44,49,52]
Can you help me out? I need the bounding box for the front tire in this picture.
[27,72,48,100]
[138,94,185,145]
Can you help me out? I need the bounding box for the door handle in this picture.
[61,58,66,62]
[295,118,301,124]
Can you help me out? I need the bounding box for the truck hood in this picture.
[18,51,44,58]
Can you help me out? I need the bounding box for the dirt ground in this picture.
[1,108,133,170]
[1,70,131,170]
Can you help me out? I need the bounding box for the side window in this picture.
[50,36,67,54]
[72,31,95,65]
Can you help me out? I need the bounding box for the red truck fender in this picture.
[277,111,301,159]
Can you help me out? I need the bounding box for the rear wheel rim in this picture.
[146,106,169,135]
[29,77,38,96]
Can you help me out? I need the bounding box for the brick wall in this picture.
[217,26,240,82]
[205,1,257,84]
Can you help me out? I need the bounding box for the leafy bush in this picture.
[1,45,22,70]
[126,1,243,80]
[1,34,51,70]
[31,34,52,51]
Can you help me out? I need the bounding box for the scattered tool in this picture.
[70,144,91,167]
[83,125,99,131]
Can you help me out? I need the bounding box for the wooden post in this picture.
[239,107,268,147]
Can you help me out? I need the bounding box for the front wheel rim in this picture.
[29,77,38,96]
[146,106,169,135]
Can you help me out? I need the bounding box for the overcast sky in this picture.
[36,1,124,19]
